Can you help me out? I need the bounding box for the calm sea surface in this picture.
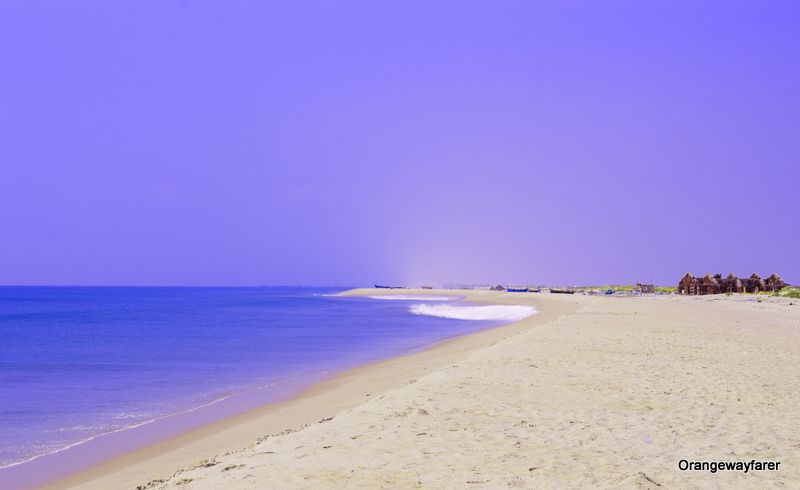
[0,287,509,469]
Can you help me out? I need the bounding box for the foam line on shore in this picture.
[368,295,458,301]
[410,303,538,321]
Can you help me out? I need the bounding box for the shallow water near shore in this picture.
[0,286,529,485]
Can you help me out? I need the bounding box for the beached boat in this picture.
[507,288,528,293]
[549,289,575,294]
[374,285,405,289]
[421,286,433,289]
[528,288,542,293]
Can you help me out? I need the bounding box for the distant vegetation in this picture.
[775,287,800,299]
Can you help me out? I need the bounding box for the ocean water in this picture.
[0,287,535,471]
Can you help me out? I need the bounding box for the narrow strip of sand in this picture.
[40,289,576,489]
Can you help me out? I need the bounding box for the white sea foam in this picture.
[368,295,458,301]
[409,304,538,321]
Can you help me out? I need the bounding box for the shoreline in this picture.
[0,370,333,484]
[32,289,573,489]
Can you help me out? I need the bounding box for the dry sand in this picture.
[53,289,799,489]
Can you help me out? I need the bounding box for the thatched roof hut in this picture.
[491,285,506,291]
[678,273,698,295]
[765,273,786,292]
[744,273,766,293]
[698,273,721,295]
[722,273,743,293]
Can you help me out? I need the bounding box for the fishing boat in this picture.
[421,286,433,289]
[528,288,542,293]
[549,288,575,294]
[374,284,405,289]
[507,287,528,293]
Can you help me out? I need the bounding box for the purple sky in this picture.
[1,1,797,287]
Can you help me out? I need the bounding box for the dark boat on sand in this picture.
[374,285,405,289]
[549,288,575,294]
[506,288,528,293]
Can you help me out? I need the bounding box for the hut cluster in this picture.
[678,272,786,295]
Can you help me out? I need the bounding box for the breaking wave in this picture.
[368,295,458,301]
[409,304,537,321]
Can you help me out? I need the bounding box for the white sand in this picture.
[58,290,800,489]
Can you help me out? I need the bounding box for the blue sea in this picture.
[0,287,534,475]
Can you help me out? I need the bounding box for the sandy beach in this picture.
[47,289,799,489]
[6,2,798,488]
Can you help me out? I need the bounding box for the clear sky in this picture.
[1,1,797,287]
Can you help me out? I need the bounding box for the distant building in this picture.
[765,273,786,292]
[678,273,698,295]
[698,274,721,295]
[743,273,766,293]
[678,272,785,295]
[722,273,744,293]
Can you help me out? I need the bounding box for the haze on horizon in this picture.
[1,1,798,287]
